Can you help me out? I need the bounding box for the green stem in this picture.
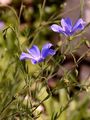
[0,96,16,119]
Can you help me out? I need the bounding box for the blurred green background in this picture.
[0,0,90,120]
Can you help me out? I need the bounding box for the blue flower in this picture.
[50,18,86,36]
[20,43,56,64]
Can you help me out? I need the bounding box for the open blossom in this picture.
[20,43,56,64]
[50,18,86,36]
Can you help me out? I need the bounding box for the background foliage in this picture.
[0,0,90,120]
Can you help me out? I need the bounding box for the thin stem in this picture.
[80,0,84,18]
[39,0,46,25]
[32,94,50,113]
[0,97,16,119]
[19,1,24,22]
[3,25,21,51]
